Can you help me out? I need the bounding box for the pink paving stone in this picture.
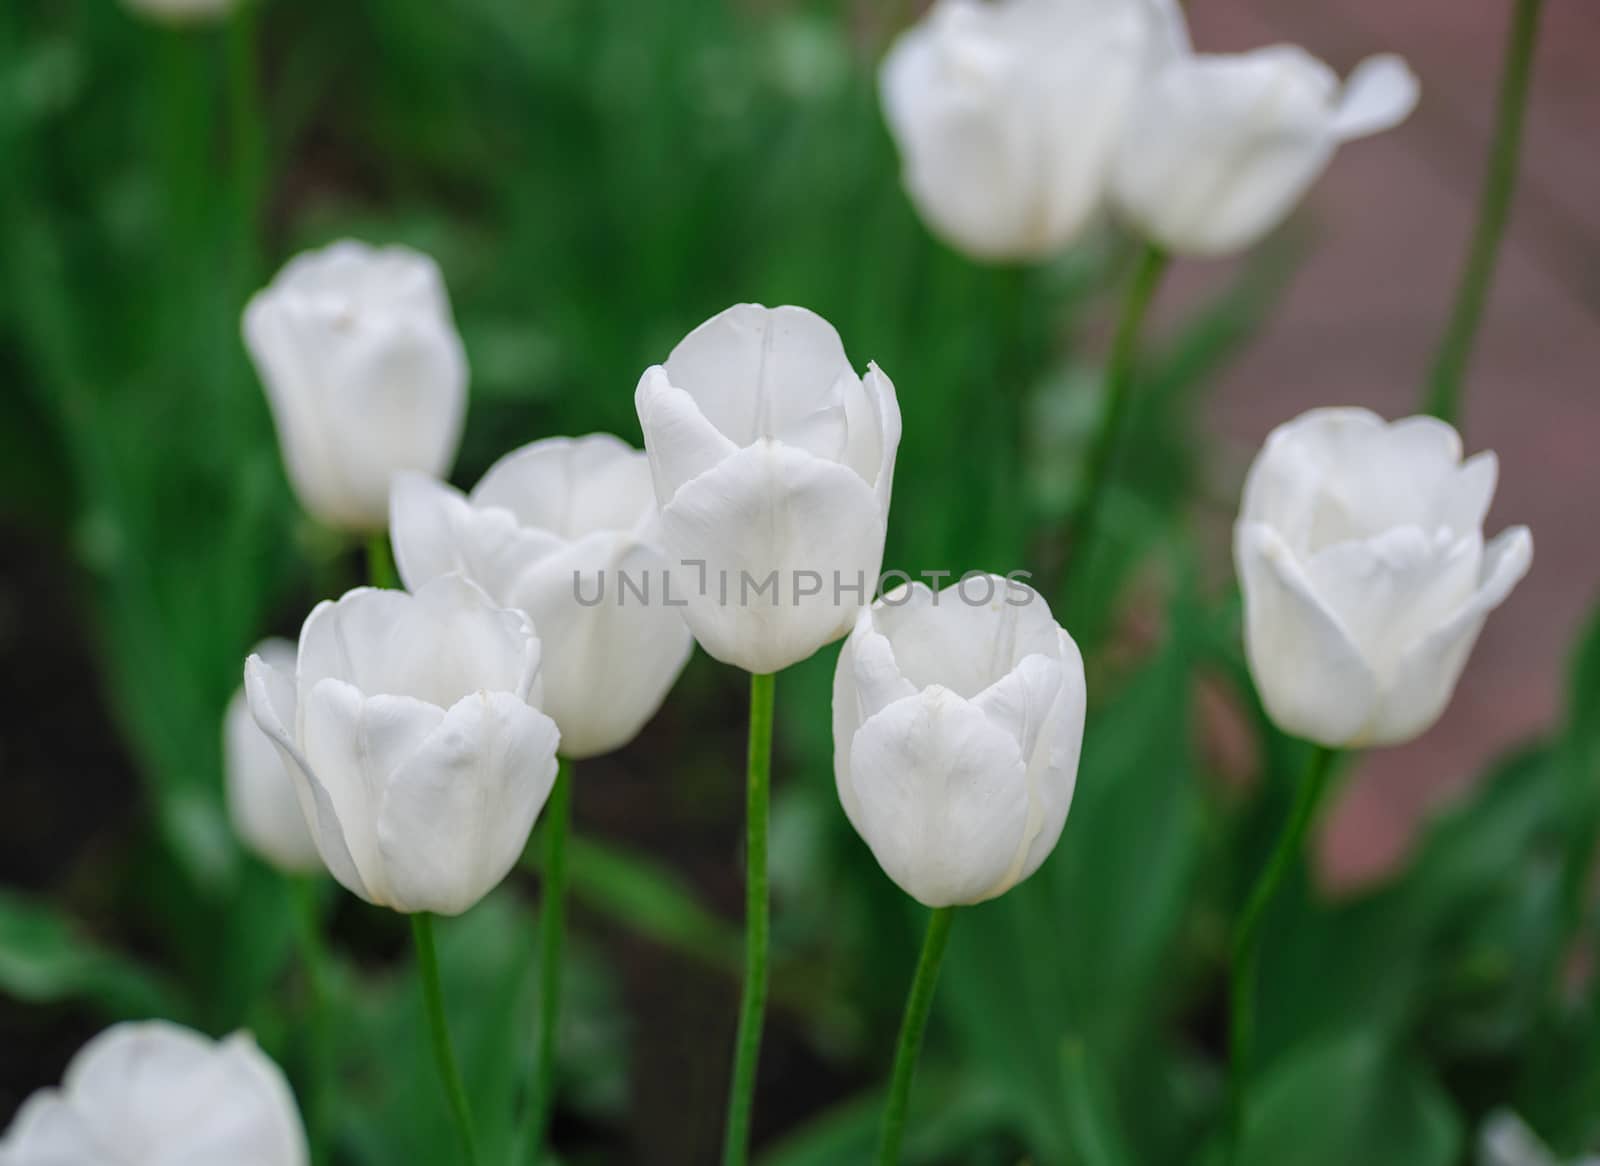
[1176,0,1600,888]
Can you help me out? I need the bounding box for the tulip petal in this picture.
[661,304,855,454]
[848,689,1029,907]
[1114,46,1341,256]
[1439,450,1498,539]
[389,472,563,605]
[245,655,367,900]
[1331,53,1419,141]
[1017,630,1089,878]
[505,535,693,758]
[472,434,657,539]
[0,1092,108,1161]
[833,608,919,831]
[227,640,321,873]
[635,367,741,504]
[871,574,1060,697]
[302,681,445,908]
[659,442,887,673]
[1235,521,1378,747]
[1367,526,1532,745]
[377,692,560,915]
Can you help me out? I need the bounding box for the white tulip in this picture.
[0,1021,307,1166]
[1477,1110,1600,1166]
[634,304,901,674]
[389,434,694,759]
[224,638,322,874]
[122,0,234,24]
[832,575,1086,907]
[880,0,1188,261]
[244,575,560,916]
[1113,47,1419,256]
[1236,408,1532,749]
[243,240,469,531]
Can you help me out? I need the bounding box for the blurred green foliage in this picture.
[0,0,1596,1163]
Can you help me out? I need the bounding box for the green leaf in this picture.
[1237,1032,1461,1166]
[0,890,184,1020]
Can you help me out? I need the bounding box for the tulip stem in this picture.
[877,906,956,1166]
[722,670,776,1166]
[366,533,399,589]
[1058,243,1168,597]
[290,878,334,1166]
[411,913,480,1166]
[525,757,573,1161]
[1226,744,1338,1156]
[1422,0,1544,425]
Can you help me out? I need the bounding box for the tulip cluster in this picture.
[882,0,1419,261]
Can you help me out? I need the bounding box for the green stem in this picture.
[877,907,956,1165]
[1227,745,1339,1154]
[366,533,398,589]
[1421,0,1545,424]
[411,913,480,1166]
[290,878,333,1166]
[526,758,573,1161]
[1058,244,1168,595]
[721,671,777,1166]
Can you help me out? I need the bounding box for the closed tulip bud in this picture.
[832,575,1086,907]
[1114,48,1419,256]
[244,575,560,916]
[243,240,468,532]
[880,0,1188,261]
[634,304,901,674]
[1236,408,1532,749]
[389,434,694,759]
[0,1021,307,1166]
[224,638,322,874]
[122,0,234,24]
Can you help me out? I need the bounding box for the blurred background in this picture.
[1,0,1596,1163]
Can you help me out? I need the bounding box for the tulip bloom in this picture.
[1114,48,1419,256]
[634,304,901,674]
[389,434,693,759]
[225,638,322,874]
[833,575,1086,906]
[243,240,468,532]
[244,575,560,915]
[880,0,1188,261]
[0,1022,307,1166]
[1236,408,1532,748]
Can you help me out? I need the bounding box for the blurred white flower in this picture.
[1113,48,1418,256]
[243,240,468,532]
[1478,1109,1600,1166]
[880,0,1188,261]
[634,304,901,674]
[122,0,235,25]
[0,1021,307,1166]
[832,575,1086,907]
[1236,408,1531,748]
[245,575,560,915]
[390,434,693,759]
[225,638,322,874]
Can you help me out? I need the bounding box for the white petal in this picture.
[1301,527,1482,685]
[833,605,918,832]
[848,688,1029,907]
[245,654,367,899]
[1439,450,1498,539]
[661,304,853,453]
[298,577,538,711]
[635,367,740,504]
[0,1092,108,1161]
[226,641,321,873]
[1016,629,1088,878]
[302,681,445,908]
[389,472,563,604]
[658,442,888,673]
[1331,54,1419,140]
[862,364,902,514]
[376,692,560,915]
[1367,526,1532,746]
[1115,46,1341,256]
[471,434,658,539]
[506,536,693,758]
[1235,522,1378,747]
